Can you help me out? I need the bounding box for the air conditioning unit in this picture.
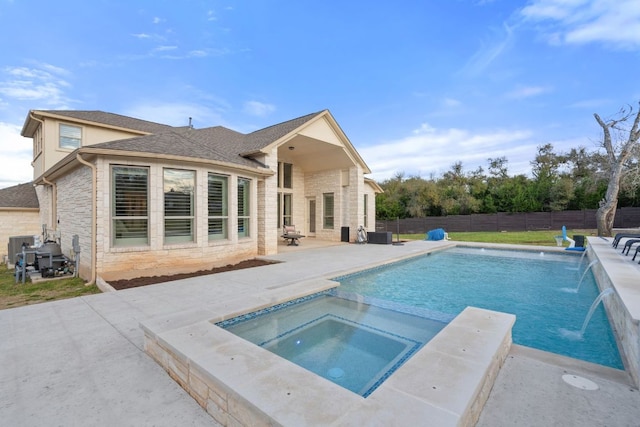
[8,235,35,265]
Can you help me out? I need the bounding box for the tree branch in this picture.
[594,113,616,164]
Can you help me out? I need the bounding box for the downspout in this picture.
[76,153,97,286]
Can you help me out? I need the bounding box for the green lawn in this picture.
[401,229,596,246]
[1,229,595,309]
[0,264,101,310]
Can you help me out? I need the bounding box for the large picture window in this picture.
[208,173,228,240]
[60,124,82,149]
[164,169,195,244]
[238,178,251,238]
[323,192,334,229]
[112,166,149,246]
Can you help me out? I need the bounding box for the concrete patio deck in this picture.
[1,239,639,426]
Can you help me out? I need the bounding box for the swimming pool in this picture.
[217,293,446,396]
[335,246,623,369]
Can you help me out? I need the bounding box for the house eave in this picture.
[34,147,274,184]
[22,110,157,138]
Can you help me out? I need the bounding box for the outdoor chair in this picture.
[281,225,305,246]
[622,239,640,255]
[612,233,640,249]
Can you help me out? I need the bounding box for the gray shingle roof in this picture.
[0,182,39,208]
[37,110,175,134]
[88,111,327,169]
[91,127,267,169]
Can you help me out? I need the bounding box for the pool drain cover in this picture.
[328,368,344,379]
[562,374,599,390]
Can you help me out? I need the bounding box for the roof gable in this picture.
[241,111,325,153]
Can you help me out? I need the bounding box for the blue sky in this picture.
[1,0,639,188]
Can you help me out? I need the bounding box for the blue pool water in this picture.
[335,246,623,369]
[217,294,446,396]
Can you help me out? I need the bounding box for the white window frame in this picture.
[59,124,82,149]
[164,168,195,244]
[111,166,149,247]
[238,177,251,238]
[364,194,369,228]
[323,192,334,229]
[208,173,229,241]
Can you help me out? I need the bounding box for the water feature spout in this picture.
[576,260,599,292]
[578,249,588,268]
[579,288,614,336]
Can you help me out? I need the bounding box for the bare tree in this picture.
[594,102,640,236]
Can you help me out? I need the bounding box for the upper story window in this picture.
[59,124,82,149]
[278,162,293,189]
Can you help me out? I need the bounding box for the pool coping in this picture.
[139,239,634,426]
[142,298,514,427]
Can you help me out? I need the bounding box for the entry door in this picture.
[308,199,316,235]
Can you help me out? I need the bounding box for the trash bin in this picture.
[341,226,350,242]
[573,235,585,248]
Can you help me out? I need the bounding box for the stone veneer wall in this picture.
[0,209,40,261]
[256,152,278,257]
[93,157,262,281]
[304,169,342,241]
[141,305,514,426]
[590,250,640,387]
[56,165,94,279]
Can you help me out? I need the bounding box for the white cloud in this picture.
[442,97,462,108]
[360,123,538,182]
[505,85,553,99]
[132,33,151,39]
[520,0,640,49]
[153,45,178,52]
[152,17,163,24]
[460,22,515,76]
[207,10,217,21]
[0,122,34,188]
[243,101,276,117]
[0,65,73,108]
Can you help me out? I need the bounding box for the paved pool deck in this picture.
[1,239,639,426]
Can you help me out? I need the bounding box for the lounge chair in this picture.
[622,239,640,255]
[281,225,305,246]
[612,233,640,249]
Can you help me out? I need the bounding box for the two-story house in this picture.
[17,109,381,283]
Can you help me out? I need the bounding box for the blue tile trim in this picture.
[215,290,330,328]
[215,292,437,398]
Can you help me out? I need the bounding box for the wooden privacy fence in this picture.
[375,207,640,234]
